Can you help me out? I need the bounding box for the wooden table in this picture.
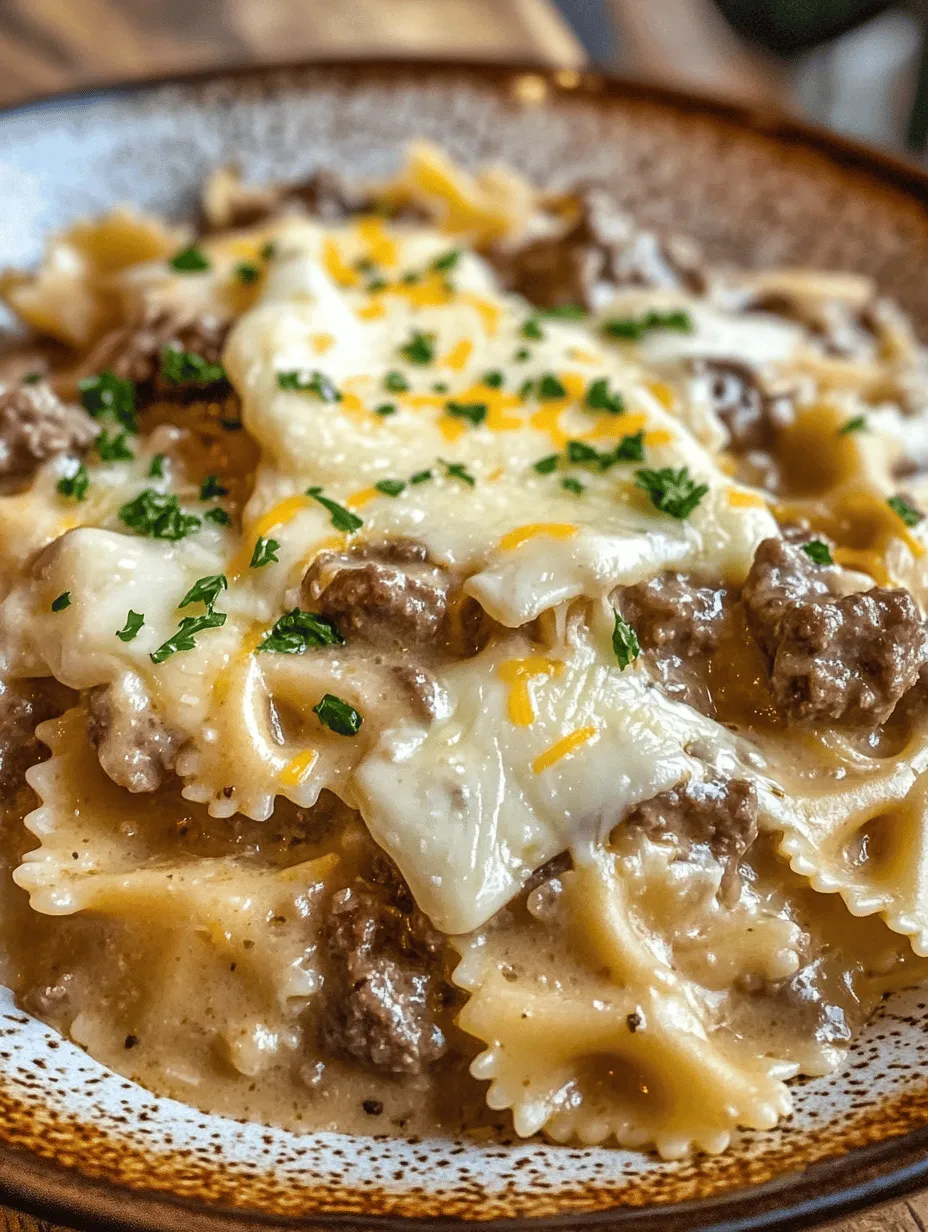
[0,2,923,1229]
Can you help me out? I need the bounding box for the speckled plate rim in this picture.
[1,55,928,1232]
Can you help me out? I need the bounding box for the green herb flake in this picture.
[199,474,229,501]
[410,469,433,485]
[432,381,450,395]
[538,373,568,400]
[374,402,397,417]
[367,277,388,293]
[56,463,89,502]
[384,370,409,393]
[482,370,504,389]
[585,377,625,415]
[95,430,134,462]
[432,249,460,272]
[635,466,708,519]
[178,574,228,613]
[148,453,166,479]
[401,271,421,286]
[888,494,924,528]
[205,506,231,526]
[839,415,867,436]
[399,330,436,365]
[562,477,585,495]
[277,369,342,401]
[533,454,559,475]
[612,611,640,670]
[521,318,544,341]
[169,245,211,273]
[257,608,344,654]
[116,610,144,642]
[802,540,834,566]
[313,692,363,736]
[260,241,277,261]
[305,486,363,533]
[160,346,226,386]
[445,400,487,426]
[539,304,586,320]
[518,378,536,400]
[603,309,693,341]
[235,262,260,285]
[250,536,280,568]
[612,430,646,464]
[374,479,406,497]
[566,440,600,465]
[150,612,226,664]
[51,591,71,612]
[21,371,43,384]
[440,459,476,487]
[119,489,201,540]
[78,371,136,432]
[514,348,531,362]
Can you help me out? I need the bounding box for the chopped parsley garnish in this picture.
[839,415,867,435]
[399,330,436,365]
[538,373,567,400]
[612,611,640,670]
[562,477,585,495]
[169,245,210,273]
[313,693,363,736]
[150,612,226,664]
[401,271,421,285]
[635,466,708,519]
[432,382,449,394]
[235,262,260,285]
[440,459,476,487]
[518,378,536,400]
[51,591,71,612]
[384,370,409,393]
[277,369,341,401]
[375,479,406,497]
[21,371,42,384]
[78,371,136,432]
[355,257,376,275]
[148,454,166,479]
[250,536,280,568]
[585,377,625,415]
[119,489,201,540]
[374,402,397,417]
[410,469,433,484]
[199,474,229,500]
[566,440,600,465]
[205,507,231,525]
[305,486,363,533]
[445,400,487,426]
[612,430,646,463]
[482,370,504,389]
[160,346,226,386]
[888,494,924,528]
[603,309,693,341]
[56,463,89,502]
[534,454,559,475]
[367,277,388,293]
[257,608,344,654]
[514,348,531,362]
[178,574,227,612]
[432,249,460,272]
[116,610,144,642]
[260,240,277,261]
[95,430,134,462]
[539,304,586,319]
[521,318,544,340]
[802,540,833,566]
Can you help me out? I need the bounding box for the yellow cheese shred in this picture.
[498,523,578,552]
[280,749,319,787]
[497,657,565,726]
[532,726,599,774]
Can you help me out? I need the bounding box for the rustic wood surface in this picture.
[0,1,924,1229]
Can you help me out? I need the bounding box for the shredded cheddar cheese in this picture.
[531,725,599,774]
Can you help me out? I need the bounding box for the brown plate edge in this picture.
[1,53,928,1232]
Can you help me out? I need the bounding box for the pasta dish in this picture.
[1,144,927,1158]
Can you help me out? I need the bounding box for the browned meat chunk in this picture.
[320,874,447,1074]
[0,678,68,800]
[0,381,95,484]
[744,537,928,726]
[617,572,732,711]
[203,166,375,231]
[621,778,759,905]
[303,541,450,650]
[490,186,704,310]
[82,309,229,390]
[687,359,795,455]
[86,677,185,793]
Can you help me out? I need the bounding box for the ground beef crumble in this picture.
[82,308,230,392]
[0,381,96,485]
[0,678,69,801]
[86,677,186,793]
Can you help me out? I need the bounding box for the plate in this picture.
[2,58,928,1232]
